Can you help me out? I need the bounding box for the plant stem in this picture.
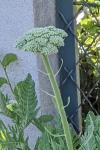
[42,55,73,150]
[0,60,14,95]
[4,68,14,95]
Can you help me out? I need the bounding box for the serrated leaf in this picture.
[32,119,45,132]
[32,115,53,132]
[0,92,13,117]
[38,115,53,123]
[14,73,38,128]
[0,120,16,150]
[1,53,17,68]
[0,77,8,87]
[0,92,7,113]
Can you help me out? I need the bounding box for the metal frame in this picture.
[56,0,81,132]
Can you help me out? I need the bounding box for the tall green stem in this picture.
[42,55,73,150]
[4,68,14,95]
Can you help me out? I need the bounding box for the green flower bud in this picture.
[16,26,67,55]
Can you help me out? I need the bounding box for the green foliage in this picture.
[0,92,9,114]
[0,53,54,149]
[0,120,30,150]
[0,52,100,149]
[16,23,100,149]
[79,112,100,150]
[0,73,53,149]
[76,0,100,77]
[16,26,74,150]
[37,115,53,123]
[35,128,79,150]
[0,74,36,149]
[14,74,38,128]
[0,77,8,87]
[0,120,16,150]
[35,112,100,150]
[32,115,54,132]
[75,0,100,112]
[35,115,78,150]
[34,119,66,150]
[79,114,96,150]
[1,53,17,69]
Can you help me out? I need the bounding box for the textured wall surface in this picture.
[0,0,57,149]
[0,0,39,96]
[0,0,40,149]
[33,0,58,116]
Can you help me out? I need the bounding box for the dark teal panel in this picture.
[56,0,80,132]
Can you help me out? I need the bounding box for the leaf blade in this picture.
[0,77,8,87]
[1,53,17,68]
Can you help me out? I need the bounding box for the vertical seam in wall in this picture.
[32,0,57,115]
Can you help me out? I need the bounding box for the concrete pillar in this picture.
[33,0,57,116]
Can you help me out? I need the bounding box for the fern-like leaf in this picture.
[14,74,38,128]
[79,113,98,150]
[0,120,30,150]
[35,116,80,150]
[0,120,16,150]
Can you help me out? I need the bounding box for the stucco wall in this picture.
[0,0,40,96]
[0,0,40,149]
[0,0,57,149]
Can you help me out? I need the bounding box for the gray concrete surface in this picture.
[0,0,57,149]
[33,0,58,116]
[0,0,39,95]
[0,0,40,149]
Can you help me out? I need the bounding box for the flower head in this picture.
[16,26,67,55]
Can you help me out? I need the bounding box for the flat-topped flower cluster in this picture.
[16,26,67,55]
